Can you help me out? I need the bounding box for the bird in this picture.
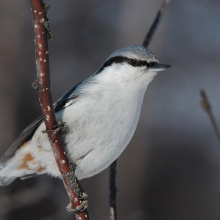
[0,45,171,186]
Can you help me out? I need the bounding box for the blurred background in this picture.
[0,0,220,219]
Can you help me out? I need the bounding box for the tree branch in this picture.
[143,0,172,48]
[200,90,220,146]
[109,160,118,220]
[30,1,90,219]
[108,1,172,219]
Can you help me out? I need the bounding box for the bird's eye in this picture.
[147,62,157,67]
[130,59,138,67]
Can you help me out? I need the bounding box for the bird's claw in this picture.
[66,199,88,213]
[42,121,68,140]
[79,192,88,200]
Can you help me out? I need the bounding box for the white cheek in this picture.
[94,64,157,89]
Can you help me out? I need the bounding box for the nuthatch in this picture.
[0,45,171,186]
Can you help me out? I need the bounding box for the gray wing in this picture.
[0,81,83,164]
[53,81,82,111]
[0,115,44,164]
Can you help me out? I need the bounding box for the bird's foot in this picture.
[66,199,88,213]
[42,121,68,139]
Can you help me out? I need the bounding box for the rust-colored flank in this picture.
[17,153,34,169]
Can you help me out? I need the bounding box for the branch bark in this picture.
[30,1,90,219]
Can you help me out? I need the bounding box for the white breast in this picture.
[61,78,148,179]
[31,67,156,179]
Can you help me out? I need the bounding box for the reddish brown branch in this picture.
[30,1,90,219]
[200,90,220,146]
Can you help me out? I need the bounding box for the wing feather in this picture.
[0,81,83,163]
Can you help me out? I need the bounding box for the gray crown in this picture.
[108,45,158,62]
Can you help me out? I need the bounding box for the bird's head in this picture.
[95,45,171,87]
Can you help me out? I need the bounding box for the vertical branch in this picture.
[200,90,220,146]
[30,1,90,219]
[109,160,118,220]
[108,1,172,219]
[143,0,172,48]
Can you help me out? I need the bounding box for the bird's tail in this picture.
[0,141,46,186]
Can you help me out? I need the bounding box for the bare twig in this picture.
[200,90,220,146]
[109,160,118,220]
[108,1,172,219]
[30,1,90,219]
[143,0,172,48]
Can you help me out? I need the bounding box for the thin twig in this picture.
[143,0,172,48]
[200,90,220,146]
[108,1,172,219]
[30,1,90,219]
[109,160,118,220]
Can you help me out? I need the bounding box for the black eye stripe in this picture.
[96,56,157,74]
[130,59,138,66]
[147,62,157,67]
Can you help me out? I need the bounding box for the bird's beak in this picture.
[148,63,171,72]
